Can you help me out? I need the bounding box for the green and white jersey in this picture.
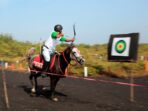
[44,31,66,52]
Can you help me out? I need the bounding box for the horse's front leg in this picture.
[50,76,60,101]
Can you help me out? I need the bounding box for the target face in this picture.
[115,40,126,53]
[111,37,130,57]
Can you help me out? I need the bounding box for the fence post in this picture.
[145,62,148,72]
[5,62,8,69]
[84,67,88,77]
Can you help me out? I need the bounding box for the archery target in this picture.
[111,37,131,56]
[108,33,139,62]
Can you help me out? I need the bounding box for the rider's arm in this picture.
[51,32,75,42]
[51,32,58,39]
[60,36,75,42]
[65,38,75,42]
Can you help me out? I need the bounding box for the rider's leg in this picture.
[42,49,51,77]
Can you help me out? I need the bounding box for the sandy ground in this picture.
[0,70,148,111]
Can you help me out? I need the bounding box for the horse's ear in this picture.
[70,42,75,47]
[69,43,75,50]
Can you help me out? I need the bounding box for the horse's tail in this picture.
[26,47,36,69]
[26,47,35,59]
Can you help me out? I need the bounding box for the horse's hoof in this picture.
[42,87,48,90]
[51,97,59,102]
[30,92,37,97]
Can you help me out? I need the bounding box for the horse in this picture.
[27,44,85,101]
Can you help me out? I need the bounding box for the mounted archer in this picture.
[27,24,85,101]
[42,24,75,74]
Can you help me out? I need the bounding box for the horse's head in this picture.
[65,44,85,65]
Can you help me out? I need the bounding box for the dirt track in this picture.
[0,71,148,111]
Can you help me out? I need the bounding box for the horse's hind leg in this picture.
[29,73,37,96]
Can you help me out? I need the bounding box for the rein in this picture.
[62,52,69,64]
[58,54,67,75]
[56,51,70,75]
[58,51,75,75]
[55,49,79,75]
[62,51,78,66]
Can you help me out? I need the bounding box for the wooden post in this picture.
[130,70,134,102]
[145,62,148,72]
[84,67,88,77]
[1,61,10,109]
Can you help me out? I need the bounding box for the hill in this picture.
[0,34,148,78]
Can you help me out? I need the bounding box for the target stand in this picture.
[108,33,139,102]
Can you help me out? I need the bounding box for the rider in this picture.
[42,24,75,73]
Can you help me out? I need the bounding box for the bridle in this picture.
[62,47,82,66]
[57,24,84,74]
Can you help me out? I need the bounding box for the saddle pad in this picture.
[33,55,43,69]
[32,54,56,70]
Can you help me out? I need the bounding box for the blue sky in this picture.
[0,0,148,44]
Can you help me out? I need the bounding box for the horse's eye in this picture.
[73,52,76,55]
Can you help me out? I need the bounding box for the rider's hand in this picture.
[71,37,75,42]
[57,32,64,38]
[66,37,75,42]
[60,33,64,36]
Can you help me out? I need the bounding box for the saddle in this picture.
[32,54,57,70]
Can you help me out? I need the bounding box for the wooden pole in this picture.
[130,70,134,102]
[1,61,10,109]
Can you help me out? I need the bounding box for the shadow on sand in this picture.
[19,85,67,99]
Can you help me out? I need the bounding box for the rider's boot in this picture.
[41,61,49,78]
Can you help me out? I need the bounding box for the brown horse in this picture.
[27,44,85,101]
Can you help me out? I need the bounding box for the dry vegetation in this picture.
[0,34,148,78]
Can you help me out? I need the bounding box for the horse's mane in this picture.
[63,43,75,52]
